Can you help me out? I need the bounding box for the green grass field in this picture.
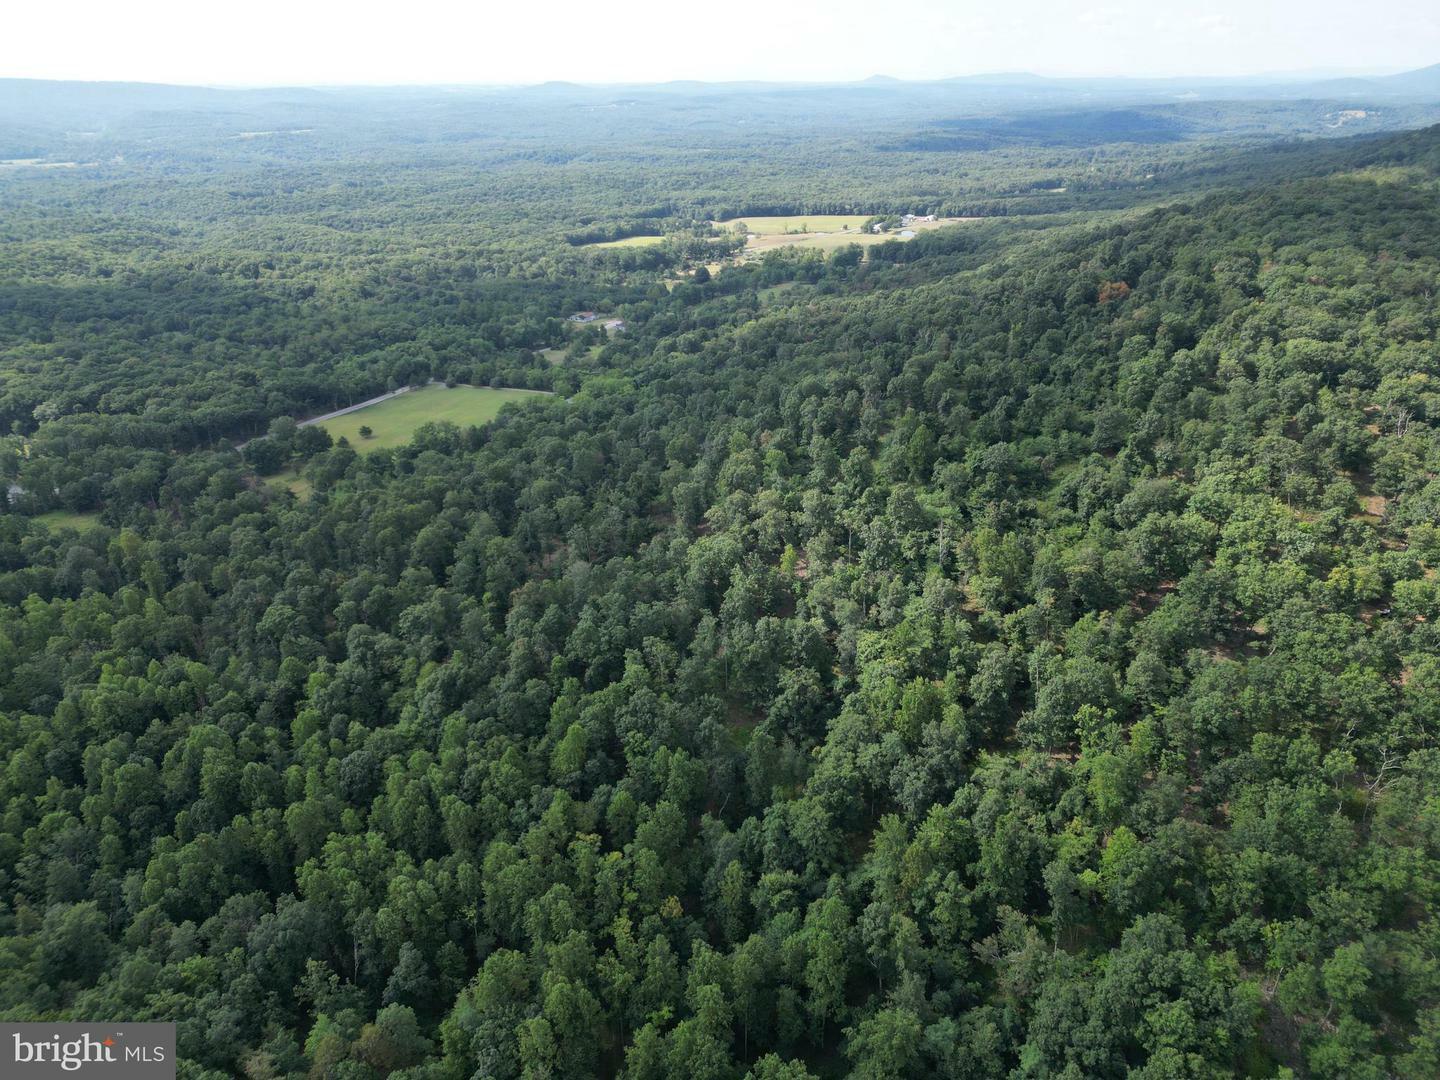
[541,345,604,366]
[765,231,888,251]
[723,215,870,235]
[34,509,101,532]
[585,235,666,248]
[734,216,972,256]
[314,384,550,451]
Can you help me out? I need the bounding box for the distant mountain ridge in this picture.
[4,62,1440,100]
[3,65,1438,162]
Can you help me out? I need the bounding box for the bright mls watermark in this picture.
[1,1024,175,1079]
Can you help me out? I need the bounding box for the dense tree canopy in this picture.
[2,84,1440,1079]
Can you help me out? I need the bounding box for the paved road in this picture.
[234,386,413,449]
[235,381,555,451]
[296,386,412,428]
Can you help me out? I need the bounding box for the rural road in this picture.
[297,386,413,428]
[233,386,414,450]
[233,381,555,451]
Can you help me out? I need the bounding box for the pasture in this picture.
[313,384,550,451]
[585,235,666,248]
[723,215,870,235]
[737,216,975,255]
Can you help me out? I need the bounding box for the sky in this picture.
[3,0,1438,86]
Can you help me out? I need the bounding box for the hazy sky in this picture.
[4,0,1438,86]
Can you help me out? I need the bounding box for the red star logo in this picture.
[103,1039,115,1047]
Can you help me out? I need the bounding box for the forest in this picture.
[2,76,1440,1079]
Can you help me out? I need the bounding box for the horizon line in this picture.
[0,62,1431,94]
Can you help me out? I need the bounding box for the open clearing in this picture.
[314,384,550,451]
[0,159,89,169]
[585,235,666,249]
[718,216,977,257]
[34,509,100,532]
[723,215,871,235]
[541,345,603,366]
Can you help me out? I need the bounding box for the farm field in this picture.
[585,234,665,248]
[726,215,977,255]
[722,215,871,234]
[747,230,885,253]
[313,384,551,451]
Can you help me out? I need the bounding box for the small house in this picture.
[569,311,598,323]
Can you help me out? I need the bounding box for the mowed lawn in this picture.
[315,384,550,451]
[723,215,870,235]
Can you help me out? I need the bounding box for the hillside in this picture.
[0,101,1439,1079]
